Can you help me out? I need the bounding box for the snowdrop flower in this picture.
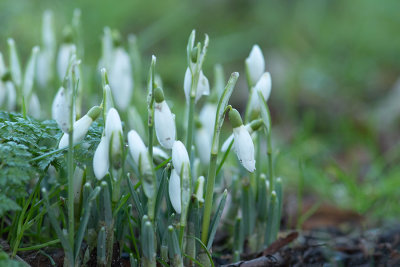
[245,45,265,87]
[154,87,176,149]
[221,119,262,152]
[184,68,210,103]
[248,72,272,117]
[108,46,133,111]
[127,130,152,174]
[59,106,102,149]
[172,141,190,175]
[195,124,211,165]
[229,109,256,172]
[52,86,74,133]
[93,135,110,180]
[57,28,76,80]
[105,108,123,159]
[199,103,217,138]
[168,169,181,214]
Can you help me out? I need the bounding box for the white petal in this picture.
[154,101,176,149]
[183,68,210,103]
[57,44,76,80]
[172,141,190,175]
[249,72,272,112]
[105,108,123,157]
[199,103,217,138]
[93,135,110,180]
[52,86,73,133]
[195,127,211,165]
[245,45,265,86]
[109,48,133,111]
[221,134,234,153]
[195,176,205,202]
[221,124,253,153]
[196,71,210,102]
[233,125,256,172]
[168,169,181,214]
[127,130,151,173]
[184,68,191,103]
[59,115,93,149]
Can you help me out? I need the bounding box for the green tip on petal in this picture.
[229,108,243,128]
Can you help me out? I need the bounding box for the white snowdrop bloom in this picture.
[245,45,265,86]
[221,124,253,152]
[109,47,133,111]
[23,46,39,98]
[73,166,84,204]
[195,127,211,165]
[105,108,123,157]
[127,130,152,174]
[168,169,181,214]
[229,109,256,172]
[195,176,205,203]
[28,93,41,119]
[249,72,272,114]
[58,106,101,149]
[199,103,217,138]
[184,68,210,103]
[172,141,190,175]
[52,86,74,133]
[233,125,256,172]
[57,43,76,80]
[154,100,176,149]
[6,82,17,111]
[93,135,110,180]
[59,115,92,149]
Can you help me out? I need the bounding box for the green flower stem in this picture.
[266,131,274,193]
[201,73,238,246]
[67,99,75,257]
[201,153,217,244]
[17,239,60,252]
[185,95,196,156]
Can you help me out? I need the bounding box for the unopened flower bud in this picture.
[172,141,190,175]
[59,106,102,148]
[154,93,176,149]
[168,169,181,214]
[127,130,152,174]
[52,86,74,133]
[105,108,123,159]
[93,135,110,180]
[184,68,210,103]
[245,45,265,86]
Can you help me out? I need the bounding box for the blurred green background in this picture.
[1,0,400,221]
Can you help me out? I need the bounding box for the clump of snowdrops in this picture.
[0,10,282,267]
